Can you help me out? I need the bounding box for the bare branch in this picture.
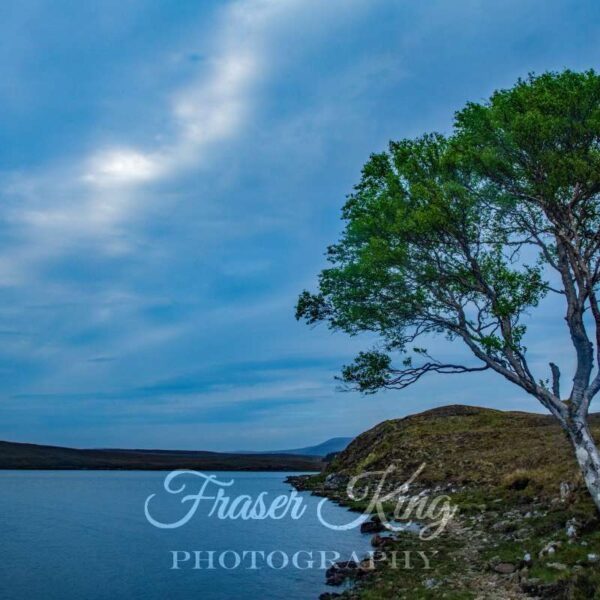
[385,362,489,390]
[550,362,561,398]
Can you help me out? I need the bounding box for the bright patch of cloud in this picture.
[84,149,163,186]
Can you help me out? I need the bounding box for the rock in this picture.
[538,541,560,558]
[587,552,599,563]
[493,562,516,575]
[546,562,567,571]
[324,473,349,490]
[559,481,571,501]
[358,558,376,575]
[566,517,578,538]
[325,572,346,586]
[319,594,342,600]
[370,534,395,548]
[359,558,375,569]
[332,560,357,573]
[361,520,385,534]
[424,578,438,589]
[371,550,388,562]
[325,560,359,586]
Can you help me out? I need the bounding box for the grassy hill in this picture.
[327,405,600,496]
[293,405,600,599]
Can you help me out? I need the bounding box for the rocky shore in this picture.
[287,406,600,599]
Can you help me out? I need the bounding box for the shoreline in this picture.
[288,471,600,599]
[286,473,427,598]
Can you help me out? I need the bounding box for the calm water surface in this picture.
[0,471,372,600]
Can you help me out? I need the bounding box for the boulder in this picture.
[358,558,376,572]
[370,534,395,548]
[360,520,385,534]
[493,562,516,575]
[325,572,346,586]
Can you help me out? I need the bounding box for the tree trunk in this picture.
[566,416,600,512]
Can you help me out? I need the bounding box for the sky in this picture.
[1,0,600,451]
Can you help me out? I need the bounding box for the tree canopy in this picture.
[297,70,600,427]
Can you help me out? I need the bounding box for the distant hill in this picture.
[0,440,323,471]
[276,437,354,456]
[242,437,354,457]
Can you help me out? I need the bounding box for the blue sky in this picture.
[1,0,599,450]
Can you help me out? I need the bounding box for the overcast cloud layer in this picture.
[1,0,600,450]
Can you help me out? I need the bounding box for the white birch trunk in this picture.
[567,416,600,512]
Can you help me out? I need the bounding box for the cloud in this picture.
[83,148,163,186]
[0,0,310,277]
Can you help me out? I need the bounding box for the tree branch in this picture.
[385,362,489,390]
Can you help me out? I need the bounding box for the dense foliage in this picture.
[297,71,600,425]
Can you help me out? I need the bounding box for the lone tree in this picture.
[296,70,600,510]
